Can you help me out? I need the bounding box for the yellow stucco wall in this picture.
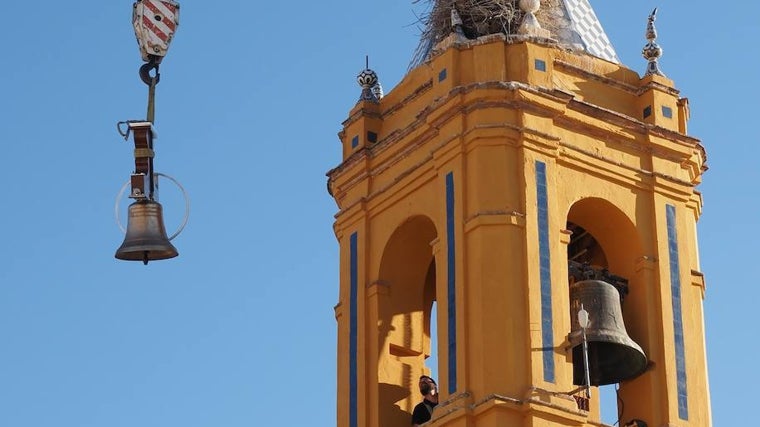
[329,36,709,427]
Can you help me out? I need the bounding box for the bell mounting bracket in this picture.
[568,260,629,301]
[125,121,157,201]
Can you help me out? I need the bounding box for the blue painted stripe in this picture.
[446,172,458,394]
[666,205,689,420]
[349,232,358,427]
[536,161,555,383]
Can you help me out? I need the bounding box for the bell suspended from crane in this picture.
[114,122,185,264]
[114,1,187,265]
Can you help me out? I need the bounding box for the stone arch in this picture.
[565,197,650,423]
[376,215,438,427]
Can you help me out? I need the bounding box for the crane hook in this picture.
[139,57,161,86]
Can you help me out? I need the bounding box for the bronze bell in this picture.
[569,280,647,386]
[115,200,178,264]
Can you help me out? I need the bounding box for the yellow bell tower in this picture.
[328,3,711,427]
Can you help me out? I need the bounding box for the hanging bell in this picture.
[569,280,647,386]
[115,200,178,264]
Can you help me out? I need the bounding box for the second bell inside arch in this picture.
[569,279,648,386]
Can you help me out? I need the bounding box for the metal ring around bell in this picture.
[114,172,190,240]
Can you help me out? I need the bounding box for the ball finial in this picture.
[357,69,378,89]
[356,56,380,103]
[519,0,541,14]
[518,0,549,37]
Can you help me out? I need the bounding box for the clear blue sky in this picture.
[0,1,754,425]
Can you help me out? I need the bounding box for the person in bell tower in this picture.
[411,376,439,426]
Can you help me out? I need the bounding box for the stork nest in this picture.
[411,0,571,67]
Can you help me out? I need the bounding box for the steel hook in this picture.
[139,62,160,86]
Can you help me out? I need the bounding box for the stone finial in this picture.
[372,81,384,100]
[518,0,549,38]
[451,6,465,38]
[642,8,665,77]
[520,0,541,15]
[357,57,380,103]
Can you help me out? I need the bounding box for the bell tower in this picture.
[328,2,711,427]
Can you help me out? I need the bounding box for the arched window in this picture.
[566,198,647,425]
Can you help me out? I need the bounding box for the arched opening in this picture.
[425,301,439,380]
[567,222,617,424]
[566,198,646,426]
[423,259,438,378]
[376,216,438,427]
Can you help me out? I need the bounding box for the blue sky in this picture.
[0,1,755,426]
